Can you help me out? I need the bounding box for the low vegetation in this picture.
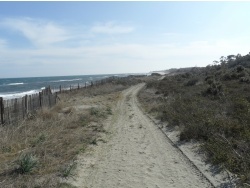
[0,80,138,187]
[139,53,250,186]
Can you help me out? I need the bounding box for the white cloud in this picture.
[1,18,250,77]
[0,17,70,47]
[1,39,249,67]
[0,38,7,49]
[90,21,134,34]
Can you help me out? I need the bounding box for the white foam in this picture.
[0,90,40,100]
[51,78,82,83]
[7,82,24,86]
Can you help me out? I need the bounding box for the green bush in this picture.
[184,78,199,86]
[204,81,223,97]
[18,153,38,174]
[236,65,245,72]
[222,72,232,80]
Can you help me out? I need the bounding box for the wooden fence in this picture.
[0,88,57,125]
[0,76,125,126]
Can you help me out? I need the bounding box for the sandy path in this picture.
[70,84,213,188]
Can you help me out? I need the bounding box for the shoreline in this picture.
[0,73,138,100]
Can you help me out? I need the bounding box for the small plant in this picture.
[1,145,11,153]
[184,78,199,86]
[60,161,77,178]
[39,108,56,120]
[106,106,112,115]
[90,138,97,145]
[77,145,86,154]
[18,153,38,174]
[90,107,107,118]
[81,118,89,127]
[31,133,46,147]
[78,114,91,127]
[90,107,99,116]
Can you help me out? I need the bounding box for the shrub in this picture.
[239,77,250,83]
[60,161,76,178]
[204,81,223,97]
[236,65,245,72]
[90,107,108,118]
[222,72,232,81]
[18,153,38,174]
[151,73,161,76]
[155,91,160,94]
[138,53,250,185]
[184,78,199,86]
[39,108,56,120]
[205,75,214,81]
[90,107,99,116]
[106,106,112,115]
[231,98,250,121]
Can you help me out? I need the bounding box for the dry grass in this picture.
[0,82,125,188]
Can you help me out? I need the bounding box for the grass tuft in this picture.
[60,161,77,178]
[17,153,38,174]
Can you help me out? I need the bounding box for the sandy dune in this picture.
[69,84,213,188]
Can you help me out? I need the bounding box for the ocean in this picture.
[0,74,130,99]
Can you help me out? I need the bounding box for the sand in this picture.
[67,84,215,188]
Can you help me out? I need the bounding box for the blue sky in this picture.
[0,2,250,78]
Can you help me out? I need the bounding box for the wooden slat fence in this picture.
[0,76,126,126]
[0,89,57,125]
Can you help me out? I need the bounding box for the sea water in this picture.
[0,74,129,99]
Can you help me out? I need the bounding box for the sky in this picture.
[0,2,250,78]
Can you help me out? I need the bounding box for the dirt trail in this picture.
[69,84,213,188]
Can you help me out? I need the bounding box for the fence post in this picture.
[60,85,62,93]
[55,92,57,104]
[78,83,80,90]
[39,92,42,108]
[85,82,87,88]
[48,94,51,107]
[24,95,28,114]
[0,97,4,125]
[48,85,51,94]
